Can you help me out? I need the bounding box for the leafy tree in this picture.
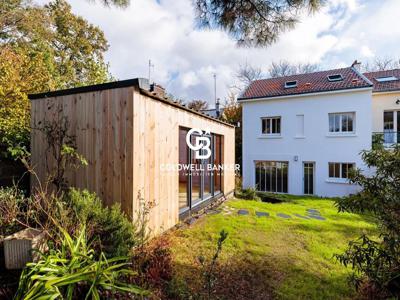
[335,144,400,297]
[194,0,323,47]
[221,95,242,172]
[46,0,111,88]
[187,99,209,111]
[268,60,320,77]
[0,0,112,159]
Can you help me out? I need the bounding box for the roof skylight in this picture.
[375,76,398,83]
[284,80,298,89]
[327,74,344,82]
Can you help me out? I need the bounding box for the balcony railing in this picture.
[372,131,400,147]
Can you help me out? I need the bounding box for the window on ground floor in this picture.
[255,161,288,193]
[328,162,355,179]
[179,127,224,213]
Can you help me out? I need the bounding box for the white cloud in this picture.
[34,0,400,105]
[361,46,374,58]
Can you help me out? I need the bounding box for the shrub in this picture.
[335,144,400,297]
[14,225,147,300]
[131,235,173,296]
[235,187,260,201]
[66,188,137,258]
[165,277,190,299]
[0,187,28,236]
[198,229,229,299]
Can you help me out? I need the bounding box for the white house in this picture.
[238,64,400,197]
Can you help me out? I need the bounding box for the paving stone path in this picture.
[255,211,269,217]
[294,213,309,219]
[238,209,249,215]
[277,213,291,219]
[223,207,326,221]
[305,209,326,221]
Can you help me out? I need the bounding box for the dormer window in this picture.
[284,81,298,89]
[376,76,398,83]
[327,74,344,82]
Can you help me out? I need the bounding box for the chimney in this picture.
[351,60,362,71]
[150,83,166,98]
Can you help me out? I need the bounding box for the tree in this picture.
[335,144,400,298]
[187,99,209,111]
[363,57,400,72]
[0,0,112,158]
[221,94,242,172]
[194,0,323,47]
[46,0,111,88]
[268,60,320,77]
[236,62,263,87]
[94,0,130,8]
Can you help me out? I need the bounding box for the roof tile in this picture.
[363,69,400,93]
[239,67,372,100]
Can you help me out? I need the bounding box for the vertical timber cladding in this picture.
[30,86,136,219]
[30,83,235,234]
[132,88,235,234]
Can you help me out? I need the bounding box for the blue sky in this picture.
[35,0,400,106]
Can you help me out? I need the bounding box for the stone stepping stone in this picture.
[186,217,197,225]
[294,213,309,220]
[255,211,269,217]
[308,215,326,221]
[306,209,321,215]
[277,213,291,219]
[238,209,249,216]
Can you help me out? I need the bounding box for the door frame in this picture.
[303,161,315,195]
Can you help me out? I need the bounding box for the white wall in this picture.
[242,89,372,197]
[372,91,400,132]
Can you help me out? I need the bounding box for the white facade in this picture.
[241,88,374,197]
[372,91,400,132]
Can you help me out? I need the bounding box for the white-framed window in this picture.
[328,162,355,179]
[262,117,281,135]
[329,112,355,133]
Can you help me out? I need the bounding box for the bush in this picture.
[66,188,137,258]
[14,225,147,300]
[166,277,190,299]
[131,235,173,296]
[235,187,260,201]
[335,144,400,297]
[0,187,28,236]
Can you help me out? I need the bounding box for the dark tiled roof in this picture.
[363,69,400,93]
[238,67,372,100]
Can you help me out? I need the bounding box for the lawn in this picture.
[167,196,377,299]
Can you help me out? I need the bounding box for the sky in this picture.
[35,0,400,106]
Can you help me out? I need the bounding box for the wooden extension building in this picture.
[29,79,235,234]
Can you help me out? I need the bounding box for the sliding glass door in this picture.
[255,161,288,193]
[179,127,224,214]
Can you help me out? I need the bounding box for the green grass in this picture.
[168,197,377,299]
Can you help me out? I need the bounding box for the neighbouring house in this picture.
[238,63,400,197]
[29,78,235,234]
